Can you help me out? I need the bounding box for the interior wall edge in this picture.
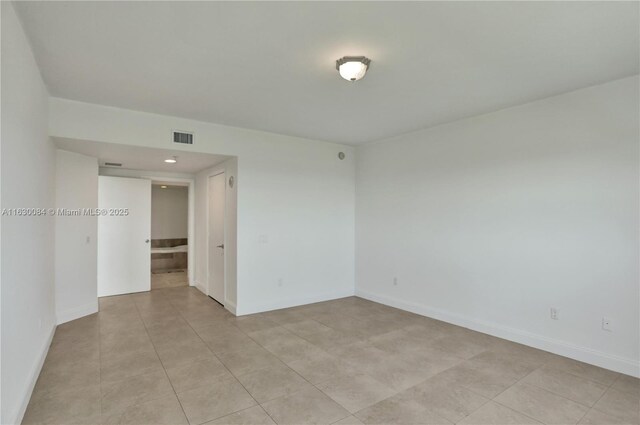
[194,280,207,296]
[56,301,99,326]
[236,288,356,316]
[224,300,237,316]
[356,288,640,378]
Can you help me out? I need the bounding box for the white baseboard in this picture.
[356,288,639,378]
[56,301,98,325]
[225,300,237,316]
[237,288,356,316]
[11,322,56,425]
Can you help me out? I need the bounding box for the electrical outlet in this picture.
[393,277,398,286]
[602,317,612,332]
[550,308,559,320]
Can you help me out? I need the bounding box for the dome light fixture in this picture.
[164,156,178,164]
[336,56,371,82]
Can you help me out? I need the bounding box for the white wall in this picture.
[55,150,98,325]
[49,99,356,315]
[1,3,57,424]
[151,185,188,240]
[195,158,238,312]
[355,76,639,377]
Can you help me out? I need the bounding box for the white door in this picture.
[98,176,151,297]
[208,173,225,303]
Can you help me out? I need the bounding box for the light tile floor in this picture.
[23,287,639,425]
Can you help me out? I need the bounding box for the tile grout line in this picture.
[236,321,350,423]
[131,292,192,424]
[487,355,571,425]
[487,353,617,425]
[575,370,622,423]
[165,289,275,425]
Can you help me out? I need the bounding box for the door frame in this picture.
[206,170,226,304]
[144,176,195,286]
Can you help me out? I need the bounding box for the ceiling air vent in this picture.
[104,162,122,167]
[173,131,193,145]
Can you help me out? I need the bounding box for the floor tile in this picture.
[287,350,364,385]
[402,378,490,423]
[592,387,639,424]
[100,370,174,417]
[227,315,280,333]
[544,358,619,386]
[247,326,297,346]
[177,374,256,425]
[34,357,100,395]
[236,364,312,403]
[430,334,488,360]
[522,368,608,407]
[263,337,324,363]
[432,357,524,398]
[25,289,631,425]
[467,350,543,381]
[332,416,365,425]
[103,394,188,425]
[612,374,640,397]
[22,384,101,425]
[354,394,452,425]
[100,347,164,384]
[165,357,232,393]
[302,329,364,351]
[283,319,333,338]
[458,401,541,424]
[202,330,261,355]
[495,383,589,424]
[217,345,284,376]
[153,338,215,369]
[317,373,397,413]
[205,405,276,425]
[261,387,350,425]
[578,408,636,425]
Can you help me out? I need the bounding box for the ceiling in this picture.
[17,2,639,145]
[54,138,229,174]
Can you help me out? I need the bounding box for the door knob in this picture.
[216,244,224,249]
[145,239,150,243]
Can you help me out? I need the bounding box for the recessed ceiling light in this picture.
[336,56,371,82]
[160,185,168,189]
[164,156,177,164]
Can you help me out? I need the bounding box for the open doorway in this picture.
[150,182,189,290]
[53,138,237,309]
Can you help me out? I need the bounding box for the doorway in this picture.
[150,183,189,290]
[207,172,226,304]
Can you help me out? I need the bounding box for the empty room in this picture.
[1,2,638,425]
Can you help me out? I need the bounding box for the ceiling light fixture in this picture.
[160,185,168,189]
[336,56,371,82]
[164,156,177,164]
